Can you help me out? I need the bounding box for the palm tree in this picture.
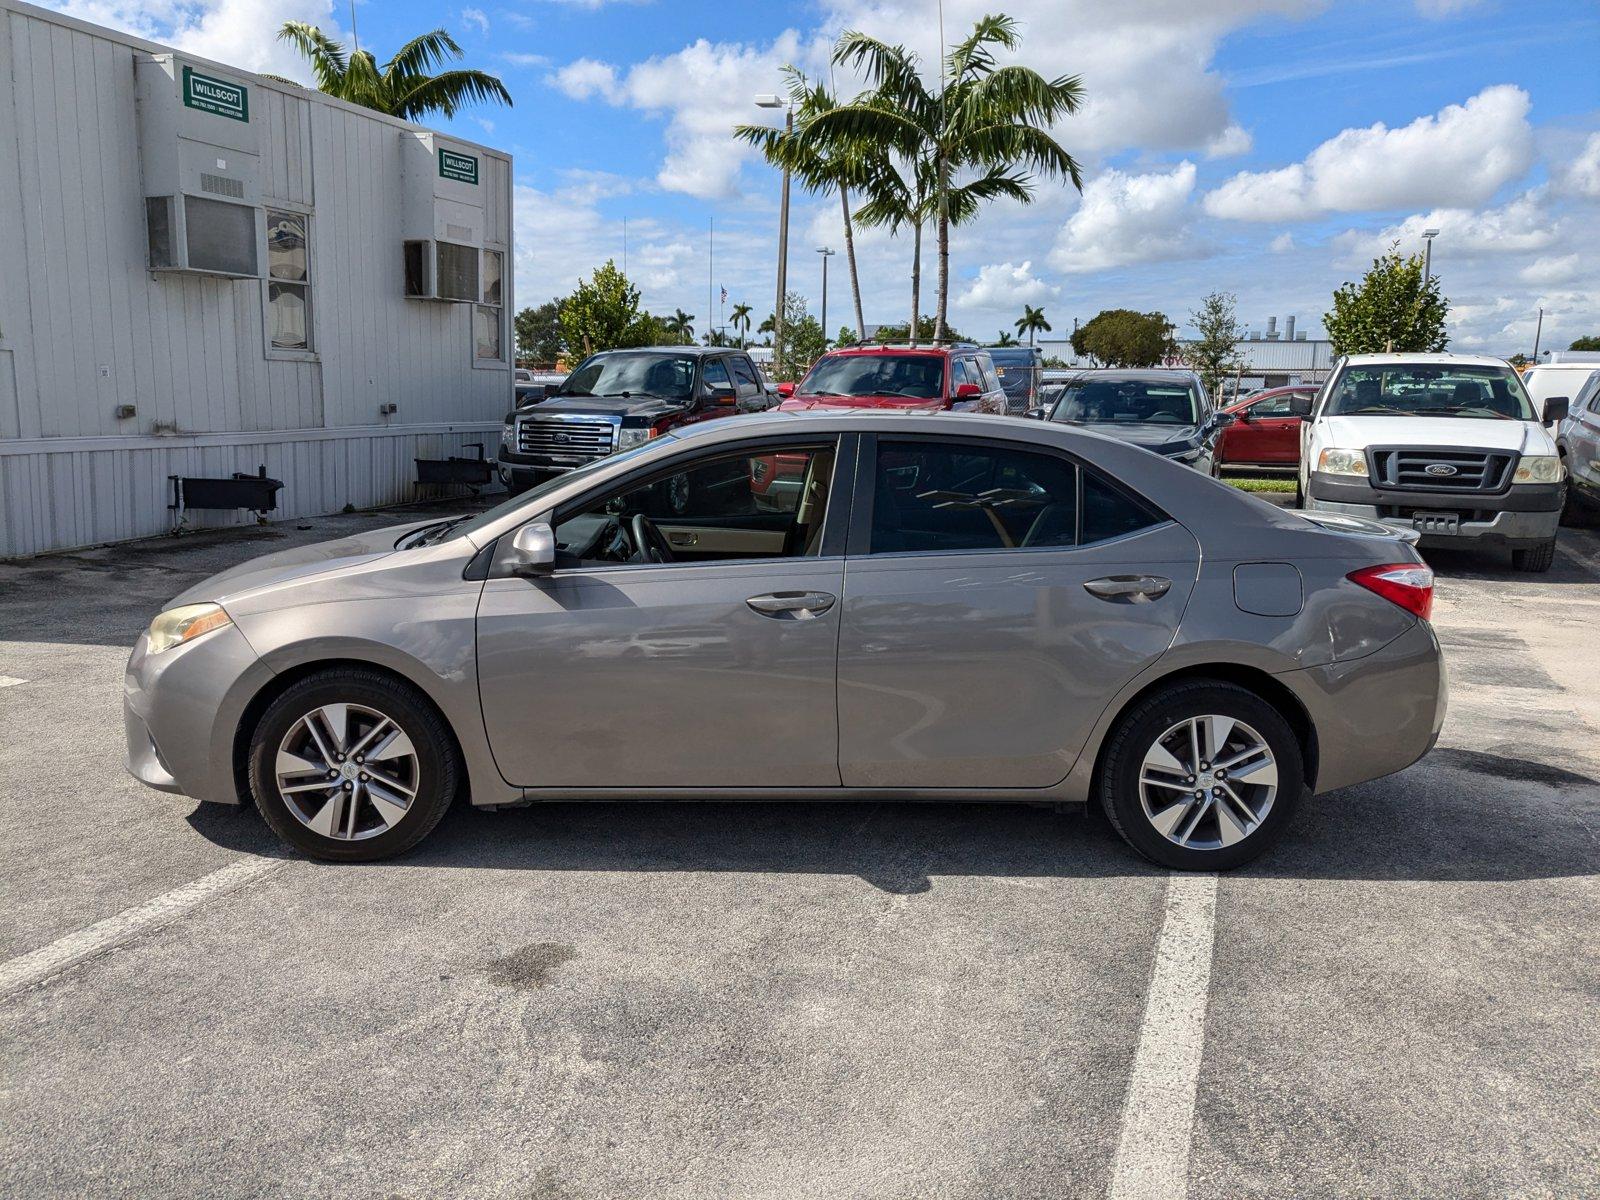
[730,303,753,349]
[993,330,1018,346]
[734,68,869,342]
[663,309,696,343]
[1015,305,1051,346]
[277,23,511,120]
[820,16,1085,341]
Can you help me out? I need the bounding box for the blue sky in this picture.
[51,0,1600,349]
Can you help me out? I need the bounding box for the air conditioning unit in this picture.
[400,132,486,302]
[136,54,263,278]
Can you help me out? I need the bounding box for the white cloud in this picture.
[960,261,1059,308]
[1205,85,1535,221]
[500,51,551,68]
[552,57,622,102]
[1336,189,1564,261]
[1269,232,1295,253]
[1555,132,1600,199]
[1518,254,1582,287]
[1413,0,1483,15]
[461,7,489,34]
[1204,123,1253,159]
[1050,161,1200,273]
[49,0,342,80]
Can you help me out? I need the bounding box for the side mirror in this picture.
[509,522,556,575]
[708,386,737,407]
[954,382,982,399]
[776,381,796,399]
[1234,408,1251,423]
[1023,408,1048,420]
[1543,396,1570,424]
[1212,411,1236,428]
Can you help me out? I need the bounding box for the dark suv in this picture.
[498,347,775,493]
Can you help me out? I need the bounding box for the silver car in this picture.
[125,413,1448,870]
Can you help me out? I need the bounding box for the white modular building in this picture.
[0,0,514,557]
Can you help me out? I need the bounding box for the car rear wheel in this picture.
[1098,681,1305,871]
[1511,537,1556,573]
[248,669,459,862]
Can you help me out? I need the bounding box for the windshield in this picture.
[1048,378,1200,426]
[1324,364,1536,420]
[557,352,697,401]
[798,354,946,400]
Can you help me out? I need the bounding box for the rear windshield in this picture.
[799,354,946,400]
[1049,378,1200,426]
[1325,364,1535,420]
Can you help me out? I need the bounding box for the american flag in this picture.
[720,286,727,304]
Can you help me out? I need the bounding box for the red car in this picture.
[1214,385,1316,472]
[775,345,1008,415]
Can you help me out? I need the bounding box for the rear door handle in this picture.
[746,591,837,619]
[1083,575,1172,604]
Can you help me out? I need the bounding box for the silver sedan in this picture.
[125,413,1447,870]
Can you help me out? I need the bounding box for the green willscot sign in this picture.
[438,148,479,185]
[182,66,248,122]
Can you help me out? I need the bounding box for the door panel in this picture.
[836,522,1200,788]
[478,559,844,788]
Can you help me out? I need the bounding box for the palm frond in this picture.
[277,21,348,94]
[384,29,464,82]
[391,69,512,119]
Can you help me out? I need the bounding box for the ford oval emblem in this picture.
[1425,463,1458,477]
[554,432,570,444]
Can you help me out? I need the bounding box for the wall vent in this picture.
[446,223,473,242]
[200,172,245,199]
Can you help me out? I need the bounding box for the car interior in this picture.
[1053,381,1200,425]
[552,444,837,567]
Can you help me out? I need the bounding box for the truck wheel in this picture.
[1293,474,1305,509]
[1097,680,1305,871]
[1511,537,1557,573]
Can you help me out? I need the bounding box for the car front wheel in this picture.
[248,668,459,862]
[1098,681,1305,870]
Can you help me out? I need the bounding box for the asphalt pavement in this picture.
[1,499,1596,1199]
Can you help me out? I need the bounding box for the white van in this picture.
[1299,353,1569,572]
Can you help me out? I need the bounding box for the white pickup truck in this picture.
[1299,353,1569,572]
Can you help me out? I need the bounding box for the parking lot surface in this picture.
[2,504,1597,1198]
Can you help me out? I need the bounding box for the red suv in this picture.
[1214,385,1316,472]
[776,345,1008,414]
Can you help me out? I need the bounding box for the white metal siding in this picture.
[0,1,514,557]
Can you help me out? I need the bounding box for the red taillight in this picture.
[1347,562,1435,621]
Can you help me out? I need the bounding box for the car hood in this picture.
[778,394,946,413]
[1056,422,1199,451]
[1317,414,1545,452]
[165,519,437,609]
[526,395,688,420]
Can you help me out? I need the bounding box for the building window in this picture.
[476,249,504,361]
[266,209,311,352]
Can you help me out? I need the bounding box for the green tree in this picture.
[729,303,753,348]
[558,261,642,356]
[1183,291,1246,400]
[1508,352,1530,369]
[663,308,696,344]
[277,23,511,120]
[771,292,827,381]
[513,300,565,365]
[1324,243,1449,355]
[836,326,861,347]
[993,330,1018,346]
[1569,336,1600,351]
[872,315,970,344]
[1014,304,1051,346]
[821,15,1085,341]
[735,69,870,341]
[1071,309,1173,367]
[624,311,674,347]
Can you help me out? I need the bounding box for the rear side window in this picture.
[1082,474,1163,544]
[871,440,1078,553]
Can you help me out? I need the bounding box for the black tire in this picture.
[1293,473,1305,509]
[1511,537,1556,573]
[1098,680,1306,871]
[247,668,460,862]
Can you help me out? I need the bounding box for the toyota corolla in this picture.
[125,413,1447,870]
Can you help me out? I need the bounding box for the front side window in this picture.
[266,209,311,351]
[558,352,697,401]
[1250,393,1292,417]
[553,443,838,567]
[869,441,1079,554]
[798,353,945,400]
[1050,378,1201,427]
[1325,364,1535,420]
[702,358,733,394]
[732,357,762,391]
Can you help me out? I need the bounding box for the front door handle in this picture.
[1083,575,1172,604]
[746,591,837,619]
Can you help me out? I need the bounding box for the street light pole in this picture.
[755,94,792,377]
[817,247,835,349]
[1421,227,1440,284]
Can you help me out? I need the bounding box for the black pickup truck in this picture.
[497,346,776,494]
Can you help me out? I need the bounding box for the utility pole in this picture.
[817,247,835,350]
[755,95,793,375]
[1422,227,1440,284]
[1533,307,1544,361]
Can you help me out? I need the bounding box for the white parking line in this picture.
[1108,872,1219,1200]
[0,676,28,688]
[0,856,284,999]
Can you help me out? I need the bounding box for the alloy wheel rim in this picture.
[1138,715,1278,851]
[274,703,420,841]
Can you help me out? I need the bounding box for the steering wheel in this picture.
[628,514,676,564]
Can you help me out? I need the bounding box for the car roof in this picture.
[1341,352,1510,368]
[588,346,735,357]
[820,345,968,358]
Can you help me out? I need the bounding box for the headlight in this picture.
[500,422,514,446]
[617,427,657,449]
[1162,445,1201,463]
[1316,447,1369,477]
[147,603,232,654]
[1512,455,1563,484]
